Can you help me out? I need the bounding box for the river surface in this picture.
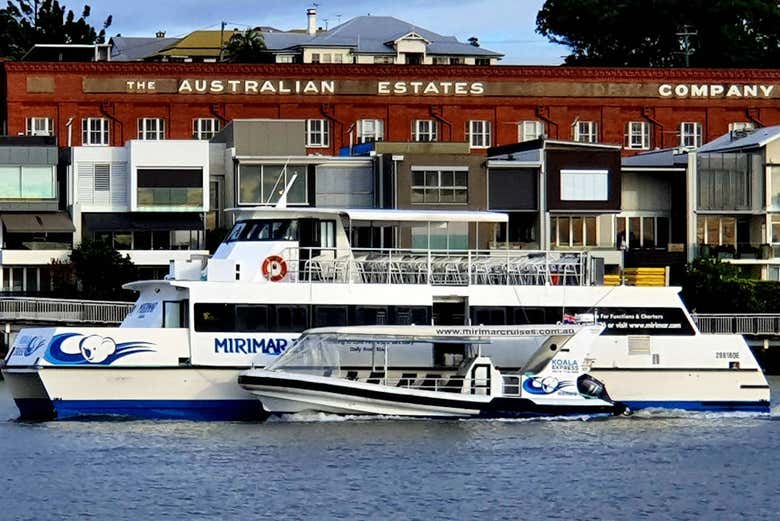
[1,378,778,521]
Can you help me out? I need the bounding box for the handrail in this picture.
[0,297,133,324]
[282,247,589,287]
[692,313,780,335]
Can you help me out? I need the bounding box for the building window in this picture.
[238,164,307,205]
[25,117,54,136]
[276,55,294,63]
[0,165,56,199]
[138,118,165,140]
[321,54,332,63]
[560,169,608,201]
[193,118,220,140]
[433,56,449,65]
[551,216,598,247]
[573,121,598,143]
[412,222,468,250]
[518,120,544,142]
[697,153,753,211]
[468,120,491,149]
[696,216,737,247]
[374,55,394,64]
[475,58,490,66]
[136,168,204,209]
[82,117,110,146]
[311,53,320,63]
[616,215,669,249]
[357,119,384,143]
[306,119,330,147]
[411,168,468,204]
[625,121,650,150]
[412,120,438,142]
[333,54,343,63]
[680,122,702,148]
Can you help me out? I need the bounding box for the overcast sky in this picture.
[84,0,568,65]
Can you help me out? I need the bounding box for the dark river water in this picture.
[1,378,778,521]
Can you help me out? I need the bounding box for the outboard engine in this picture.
[577,374,611,401]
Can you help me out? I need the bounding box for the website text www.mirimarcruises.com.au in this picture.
[433,326,577,337]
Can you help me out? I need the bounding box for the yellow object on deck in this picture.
[605,267,669,287]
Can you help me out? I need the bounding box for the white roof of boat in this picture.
[302,324,582,340]
[227,207,509,223]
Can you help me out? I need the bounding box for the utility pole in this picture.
[218,21,226,62]
[676,25,697,67]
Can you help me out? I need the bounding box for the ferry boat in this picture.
[1,206,771,420]
[238,324,626,418]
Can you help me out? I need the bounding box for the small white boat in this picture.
[238,324,626,419]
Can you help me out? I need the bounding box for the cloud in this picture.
[87,0,568,64]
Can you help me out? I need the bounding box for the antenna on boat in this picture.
[270,157,297,208]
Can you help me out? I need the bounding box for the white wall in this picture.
[128,140,210,211]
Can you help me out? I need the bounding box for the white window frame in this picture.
[306,119,330,147]
[411,167,469,205]
[560,169,609,201]
[138,118,165,140]
[518,120,544,142]
[680,122,702,148]
[573,121,598,143]
[412,119,438,142]
[625,121,650,150]
[357,119,384,143]
[193,118,220,140]
[25,117,54,136]
[81,117,110,146]
[468,120,491,149]
[615,214,671,249]
[697,216,737,247]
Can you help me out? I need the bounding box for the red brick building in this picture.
[4,62,780,153]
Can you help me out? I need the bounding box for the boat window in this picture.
[314,306,348,327]
[275,305,309,332]
[235,305,269,332]
[163,300,188,328]
[194,303,234,332]
[394,306,430,325]
[351,306,389,326]
[226,219,299,242]
[471,307,507,325]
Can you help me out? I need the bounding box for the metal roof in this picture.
[697,124,780,153]
[110,36,182,61]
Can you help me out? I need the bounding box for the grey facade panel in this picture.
[0,146,58,165]
[315,165,374,208]
[488,168,538,210]
[232,120,306,156]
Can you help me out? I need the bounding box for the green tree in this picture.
[223,28,270,63]
[65,240,136,301]
[0,0,112,59]
[536,0,780,67]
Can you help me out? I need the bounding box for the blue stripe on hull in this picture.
[31,399,268,421]
[623,400,770,413]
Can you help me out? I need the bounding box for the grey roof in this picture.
[488,149,542,163]
[622,148,689,168]
[261,15,502,57]
[110,36,182,61]
[697,124,780,154]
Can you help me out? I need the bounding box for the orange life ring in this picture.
[262,255,288,282]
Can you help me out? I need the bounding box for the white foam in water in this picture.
[628,407,771,421]
[268,412,426,423]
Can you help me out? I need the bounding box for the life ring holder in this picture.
[261,255,288,282]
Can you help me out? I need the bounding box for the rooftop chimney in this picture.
[306,7,317,35]
[155,30,166,38]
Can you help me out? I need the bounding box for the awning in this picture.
[83,212,203,232]
[1,212,76,233]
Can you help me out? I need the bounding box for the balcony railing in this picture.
[692,314,780,335]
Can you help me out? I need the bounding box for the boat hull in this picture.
[2,367,266,421]
[238,372,622,418]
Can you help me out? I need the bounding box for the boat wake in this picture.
[627,407,772,421]
[268,412,427,423]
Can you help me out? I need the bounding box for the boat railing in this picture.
[0,297,134,324]
[354,373,523,394]
[282,247,588,286]
[692,313,780,335]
